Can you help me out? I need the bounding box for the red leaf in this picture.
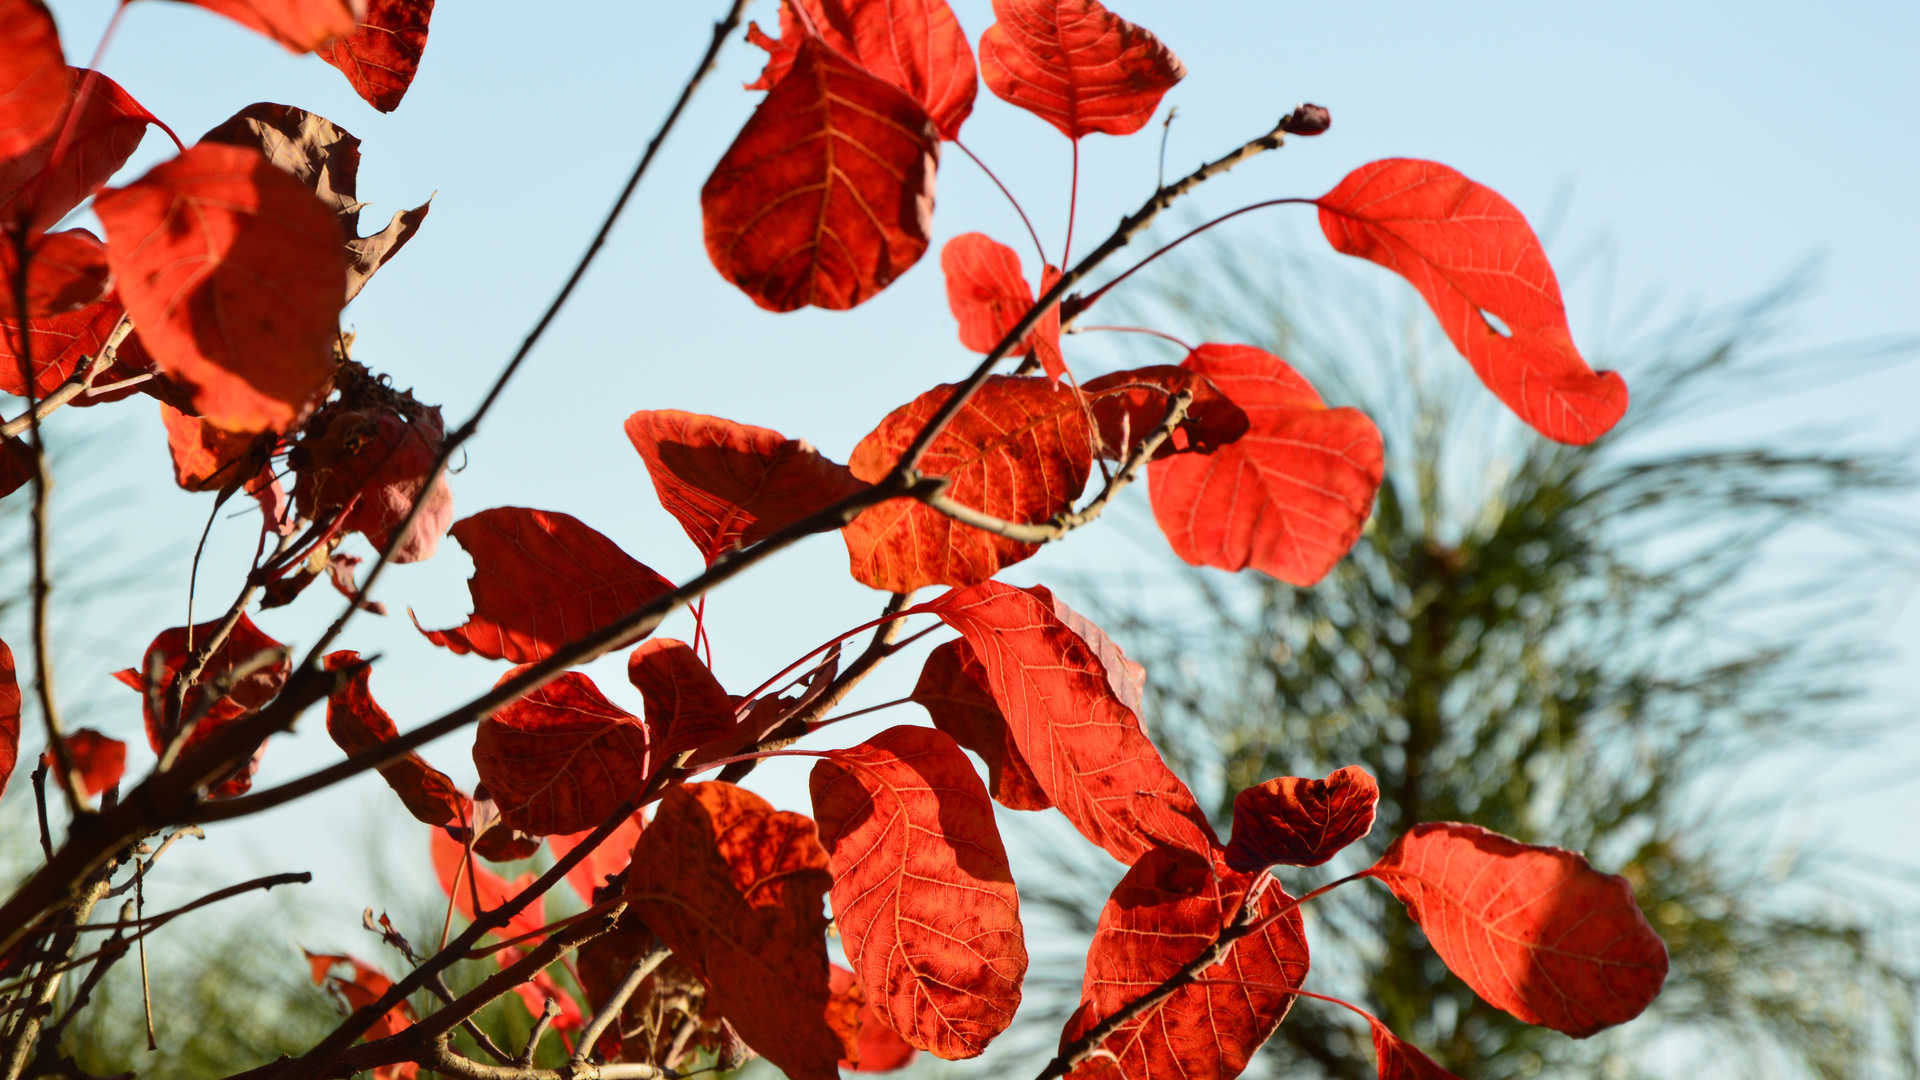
[0,229,109,318]
[0,0,69,162]
[626,638,735,764]
[1025,584,1143,715]
[842,376,1093,592]
[0,297,123,399]
[929,581,1213,863]
[909,640,1049,811]
[811,726,1027,1058]
[1315,159,1628,445]
[94,143,347,434]
[317,0,433,113]
[473,669,652,837]
[0,435,31,499]
[1147,344,1383,587]
[115,614,287,798]
[624,410,866,564]
[1369,1019,1461,1080]
[1061,847,1310,1080]
[549,811,646,906]
[321,650,465,829]
[747,0,977,139]
[302,950,418,1080]
[170,0,360,52]
[0,637,17,807]
[703,40,939,312]
[626,782,846,1080]
[160,403,271,492]
[292,393,451,563]
[1368,822,1669,1036]
[414,507,674,663]
[940,232,1062,379]
[1225,765,1378,870]
[43,728,127,800]
[978,0,1184,140]
[1081,365,1249,460]
[427,825,548,943]
[830,963,919,1072]
[0,69,171,237]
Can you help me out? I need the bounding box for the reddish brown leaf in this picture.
[0,229,108,318]
[1024,584,1143,716]
[0,0,69,163]
[0,297,123,399]
[910,640,1049,811]
[1369,1019,1461,1080]
[929,581,1213,863]
[1081,365,1249,460]
[626,782,845,1080]
[811,726,1027,1058]
[978,0,1184,140]
[302,950,418,1080]
[317,0,433,113]
[94,143,346,434]
[43,728,127,800]
[842,376,1093,592]
[748,0,977,138]
[1368,822,1669,1036]
[1147,344,1383,587]
[114,614,287,798]
[160,403,271,492]
[626,638,735,764]
[0,69,171,237]
[473,669,651,837]
[1316,159,1628,445]
[0,637,17,806]
[1226,765,1378,870]
[321,650,465,829]
[292,393,451,563]
[462,789,543,863]
[830,963,919,1072]
[624,410,866,564]
[940,233,1063,378]
[1061,847,1310,1080]
[323,550,386,615]
[703,40,939,312]
[415,508,674,663]
[550,812,646,906]
[427,824,548,943]
[0,436,31,499]
[169,0,360,52]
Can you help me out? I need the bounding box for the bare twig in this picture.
[69,872,310,933]
[515,998,562,1067]
[0,315,133,440]
[571,945,670,1066]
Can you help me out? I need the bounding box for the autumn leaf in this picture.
[624,410,865,564]
[427,824,549,943]
[1225,765,1379,870]
[1315,159,1628,444]
[0,69,172,237]
[0,229,109,318]
[626,637,735,764]
[940,233,1063,379]
[0,436,31,499]
[321,650,466,829]
[168,0,360,53]
[909,640,1049,811]
[929,581,1214,863]
[1147,344,1384,587]
[0,297,123,399]
[318,0,434,113]
[811,726,1028,1058]
[415,508,674,663]
[472,669,652,837]
[0,0,70,163]
[43,728,127,800]
[842,376,1092,592]
[302,950,418,1080]
[549,811,646,906]
[704,40,939,312]
[113,614,288,798]
[1368,822,1669,1036]
[626,782,848,1080]
[292,391,451,562]
[747,0,977,139]
[1025,584,1144,714]
[1369,1019,1461,1080]
[0,637,17,807]
[94,143,347,434]
[160,403,272,493]
[978,0,1184,139]
[830,963,919,1072]
[1062,846,1309,1080]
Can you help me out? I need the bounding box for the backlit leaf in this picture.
[626,782,846,1080]
[550,812,646,906]
[321,650,465,829]
[978,0,1183,139]
[909,640,1049,811]
[0,637,17,806]
[94,143,346,434]
[747,0,977,139]
[626,637,735,764]
[703,40,939,312]
[473,669,651,837]
[1369,1019,1461,1080]
[415,507,674,663]
[929,581,1213,863]
[302,950,417,1080]
[842,376,1092,592]
[318,0,433,113]
[811,726,1027,1058]
[830,963,919,1072]
[1225,765,1378,870]
[167,0,360,52]
[1368,822,1669,1036]
[427,826,548,943]
[0,228,108,317]
[113,614,287,798]
[1315,159,1628,444]
[43,728,127,800]
[1147,344,1383,586]
[940,232,1063,379]
[0,69,172,236]
[160,403,271,492]
[0,0,69,162]
[624,410,865,564]
[0,297,123,399]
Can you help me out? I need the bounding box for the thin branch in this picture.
[571,946,670,1066]
[0,316,133,439]
[515,998,562,1066]
[67,872,310,933]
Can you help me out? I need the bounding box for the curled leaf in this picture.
[626,637,734,764]
[291,377,451,563]
[322,650,465,828]
[113,614,288,797]
[978,0,1183,139]
[1225,765,1378,870]
[747,0,977,139]
[318,0,434,113]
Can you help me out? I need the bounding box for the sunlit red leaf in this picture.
[415,508,674,663]
[626,782,846,1080]
[473,669,651,837]
[94,143,346,434]
[626,637,735,764]
[550,811,646,906]
[1225,765,1378,870]
[811,726,1027,1058]
[321,650,465,828]
[170,0,360,52]
[317,0,433,113]
[0,637,17,806]
[292,393,451,562]
[113,614,287,797]
[0,0,69,162]
[43,728,127,800]
[624,410,865,564]
[704,40,939,312]
[830,963,919,1071]
[1024,584,1143,715]
[0,69,172,237]
[160,403,271,492]
[748,0,977,139]
[978,0,1183,140]
[940,232,1063,379]
[1369,1019,1461,1080]
[0,297,122,399]
[910,640,1048,811]
[1316,159,1628,444]
[842,376,1092,592]
[302,949,418,1080]
[1368,822,1669,1036]
[1062,847,1309,1080]
[0,229,108,317]
[1147,344,1383,587]
[929,581,1213,863]
[1081,365,1248,460]
[427,824,548,943]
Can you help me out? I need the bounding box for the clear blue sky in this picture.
[8,0,1917,1064]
